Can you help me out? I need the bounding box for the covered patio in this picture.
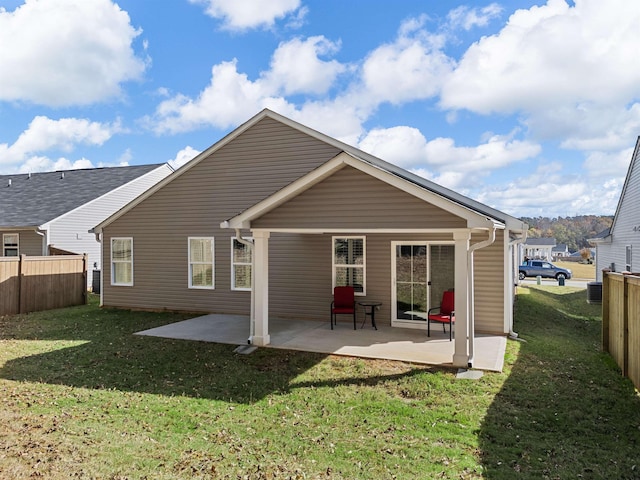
[136,314,507,372]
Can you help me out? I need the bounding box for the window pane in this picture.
[191,264,213,287]
[334,238,363,265]
[190,238,212,263]
[112,239,132,261]
[4,234,18,246]
[233,240,252,263]
[335,266,363,293]
[4,248,18,257]
[234,265,252,289]
[113,263,132,284]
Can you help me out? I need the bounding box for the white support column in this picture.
[453,230,470,367]
[251,230,270,346]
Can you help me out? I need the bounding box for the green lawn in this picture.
[1,290,639,479]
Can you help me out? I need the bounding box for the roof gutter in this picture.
[467,227,497,368]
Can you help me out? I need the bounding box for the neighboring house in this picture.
[0,164,173,286]
[552,243,569,258]
[589,137,640,281]
[92,109,528,368]
[522,237,556,261]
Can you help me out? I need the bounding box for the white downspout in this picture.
[235,228,255,344]
[508,234,527,339]
[35,228,48,255]
[467,227,497,367]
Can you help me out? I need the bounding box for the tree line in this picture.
[520,215,613,253]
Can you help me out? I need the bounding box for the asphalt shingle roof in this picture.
[0,164,163,228]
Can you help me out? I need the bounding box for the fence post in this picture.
[622,274,630,376]
[83,254,88,304]
[18,254,25,314]
[602,271,610,353]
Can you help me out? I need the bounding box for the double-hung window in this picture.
[111,237,133,286]
[333,236,365,295]
[231,238,252,291]
[3,233,19,257]
[189,237,214,289]
[626,245,633,272]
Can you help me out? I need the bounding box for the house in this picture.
[589,137,640,281]
[552,243,569,259]
[92,109,528,368]
[522,237,556,261]
[0,164,173,286]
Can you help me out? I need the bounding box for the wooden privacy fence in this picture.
[0,254,87,316]
[602,271,640,390]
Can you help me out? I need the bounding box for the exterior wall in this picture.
[101,116,342,313]
[252,166,467,230]
[608,147,640,275]
[47,165,172,283]
[1,230,43,256]
[100,116,508,335]
[595,243,613,281]
[473,232,506,333]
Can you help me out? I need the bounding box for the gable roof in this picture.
[222,151,505,231]
[93,109,528,234]
[0,164,166,228]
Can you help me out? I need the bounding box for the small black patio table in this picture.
[357,301,381,330]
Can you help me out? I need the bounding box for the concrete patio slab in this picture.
[136,314,506,372]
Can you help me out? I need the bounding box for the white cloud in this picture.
[168,146,201,170]
[441,0,640,116]
[189,0,302,30]
[0,0,146,107]
[361,16,454,105]
[0,116,120,168]
[583,147,634,179]
[265,36,346,95]
[358,126,540,189]
[446,3,503,31]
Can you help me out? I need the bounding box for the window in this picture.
[626,245,632,272]
[333,236,365,295]
[111,237,133,286]
[231,237,253,291]
[3,233,19,257]
[189,237,214,289]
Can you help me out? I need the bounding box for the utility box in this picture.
[586,282,602,304]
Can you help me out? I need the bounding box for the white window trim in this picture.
[3,233,19,257]
[626,245,632,272]
[231,237,253,291]
[188,237,215,289]
[332,236,366,296]
[111,237,133,286]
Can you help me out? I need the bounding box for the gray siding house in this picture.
[589,137,640,281]
[0,164,173,285]
[522,237,556,261]
[93,109,528,368]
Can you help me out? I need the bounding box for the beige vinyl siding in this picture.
[102,117,341,312]
[472,232,506,333]
[253,166,467,229]
[1,230,43,256]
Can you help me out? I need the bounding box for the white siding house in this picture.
[589,137,640,281]
[0,164,173,286]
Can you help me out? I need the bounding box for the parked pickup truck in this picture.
[519,260,572,280]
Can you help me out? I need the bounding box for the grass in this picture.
[1,290,639,479]
[555,261,595,280]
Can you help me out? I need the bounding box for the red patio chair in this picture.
[428,290,455,341]
[330,286,356,330]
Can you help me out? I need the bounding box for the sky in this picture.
[1,0,638,219]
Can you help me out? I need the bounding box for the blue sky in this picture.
[1,0,638,218]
